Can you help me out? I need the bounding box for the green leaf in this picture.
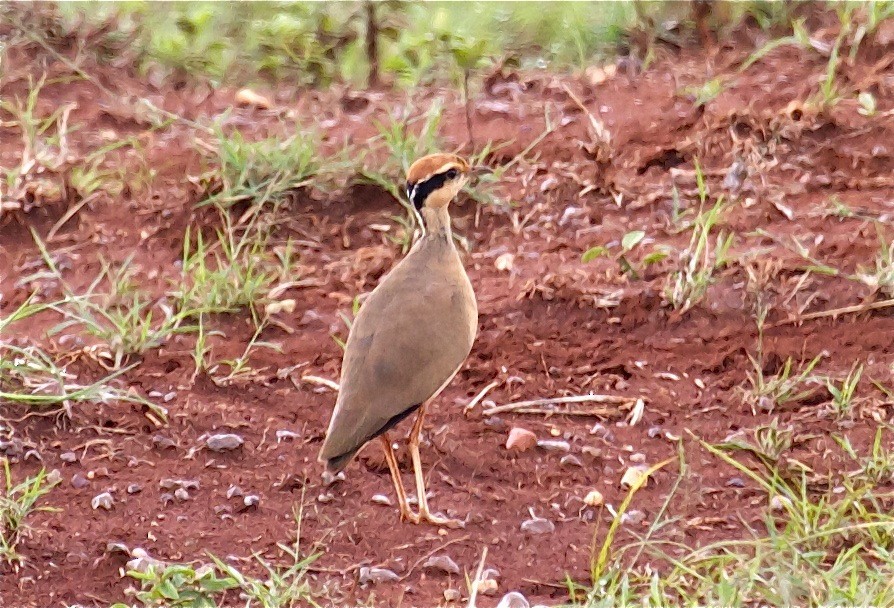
[621,230,645,251]
[581,246,609,263]
[158,578,180,600]
[642,250,669,265]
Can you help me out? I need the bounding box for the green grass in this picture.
[569,433,894,607]
[0,461,59,565]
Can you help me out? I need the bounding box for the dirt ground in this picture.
[3,13,894,608]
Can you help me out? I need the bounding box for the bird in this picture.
[318,153,481,528]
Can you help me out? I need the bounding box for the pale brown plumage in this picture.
[318,153,479,526]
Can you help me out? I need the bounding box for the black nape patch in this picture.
[408,171,450,210]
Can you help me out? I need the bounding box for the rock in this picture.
[629,453,646,464]
[621,509,645,525]
[106,541,129,555]
[537,439,570,452]
[127,484,143,494]
[174,488,190,501]
[242,495,260,510]
[127,548,166,573]
[647,426,662,438]
[505,428,537,452]
[45,469,62,485]
[206,433,244,452]
[71,474,89,489]
[226,485,243,499]
[770,495,792,511]
[60,451,77,463]
[317,493,333,504]
[152,434,177,450]
[495,253,515,272]
[235,88,272,109]
[497,591,530,608]
[444,588,461,602]
[164,391,177,403]
[371,494,392,506]
[91,492,114,510]
[422,555,460,575]
[322,471,345,486]
[160,493,174,506]
[520,516,555,535]
[160,478,199,491]
[726,477,745,488]
[620,465,649,489]
[358,566,399,585]
[276,430,300,442]
[560,454,582,467]
[474,578,498,595]
[583,490,604,507]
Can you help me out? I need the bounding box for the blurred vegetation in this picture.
[51,1,636,87]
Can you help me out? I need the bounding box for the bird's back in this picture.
[319,236,477,471]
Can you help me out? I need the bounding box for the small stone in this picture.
[497,591,530,608]
[45,469,62,485]
[322,471,345,486]
[174,488,190,501]
[226,485,243,499]
[371,494,392,506]
[243,495,260,509]
[127,484,143,494]
[160,493,174,506]
[520,516,555,535]
[235,88,272,109]
[71,474,89,489]
[629,453,646,464]
[317,493,334,504]
[106,541,129,555]
[560,454,583,467]
[444,588,461,602]
[581,446,602,459]
[152,434,177,450]
[276,430,300,442]
[359,566,400,585]
[726,477,745,488]
[160,478,199,491]
[495,252,515,272]
[621,509,645,525]
[583,490,604,507]
[770,495,792,511]
[127,548,166,573]
[474,578,498,595]
[422,555,460,575]
[505,428,537,452]
[91,492,114,510]
[60,451,78,463]
[647,426,662,438]
[537,439,570,452]
[620,465,649,489]
[206,433,244,452]
[163,391,177,403]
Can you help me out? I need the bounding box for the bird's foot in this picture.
[417,509,465,529]
[399,508,420,524]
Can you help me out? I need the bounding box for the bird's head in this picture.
[405,153,471,211]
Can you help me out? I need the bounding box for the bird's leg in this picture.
[408,404,465,529]
[379,434,417,523]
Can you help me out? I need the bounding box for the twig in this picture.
[466,547,488,608]
[46,192,99,241]
[482,394,638,417]
[463,380,499,415]
[400,535,470,581]
[301,375,340,391]
[772,298,894,327]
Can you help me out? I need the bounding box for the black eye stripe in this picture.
[408,171,451,210]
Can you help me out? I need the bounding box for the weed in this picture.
[0,461,59,565]
[582,230,669,280]
[826,362,864,419]
[663,162,734,313]
[857,226,894,297]
[744,352,824,414]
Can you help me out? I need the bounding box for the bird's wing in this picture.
[319,262,475,463]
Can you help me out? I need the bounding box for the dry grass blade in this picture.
[482,394,638,417]
[773,298,894,327]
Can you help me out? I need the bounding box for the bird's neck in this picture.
[420,205,452,241]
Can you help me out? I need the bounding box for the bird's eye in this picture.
[445,168,458,180]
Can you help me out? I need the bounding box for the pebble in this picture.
[583,490,604,507]
[505,427,537,452]
[163,391,177,403]
[60,451,78,463]
[770,495,792,511]
[620,465,649,489]
[91,492,114,511]
[71,474,89,489]
[127,548,166,573]
[560,454,583,468]
[106,542,129,555]
[206,433,244,452]
[152,434,177,450]
[317,493,334,504]
[443,588,461,602]
[127,484,143,494]
[726,477,745,488]
[242,495,260,509]
[520,516,555,535]
[497,591,530,608]
[629,452,646,464]
[322,471,345,486]
[358,566,399,585]
[371,494,392,506]
[422,555,460,575]
[160,478,199,491]
[160,493,174,506]
[647,426,662,439]
[621,509,645,525]
[174,488,190,501]
[474,578,498,595]
[226,485,243,499]
[276,430,300,442]
[537,439,570,453]
[45,469,62,485]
